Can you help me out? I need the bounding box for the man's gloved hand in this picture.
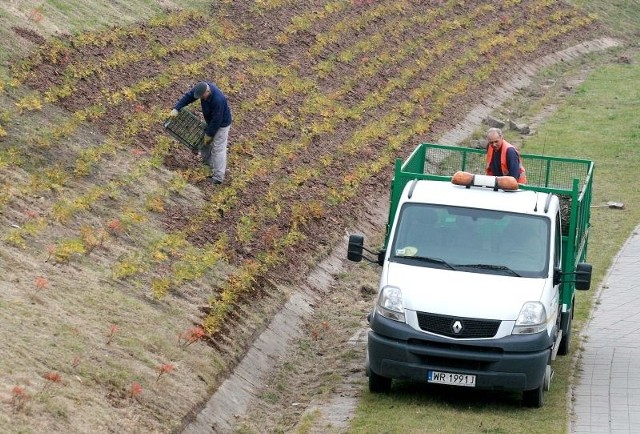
[169,108,179,118]
[203,134,213,146]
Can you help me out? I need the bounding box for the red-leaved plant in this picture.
[10,386,31,412]
[155,363,175,383]
[42,371,63,393]
[130,382,143,400]
[106,324,118,345]
[178,326,205,349]
[106,219,124,235]
[33,276,48,297]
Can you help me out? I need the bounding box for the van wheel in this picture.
[369,369,392,393]
[522,384,544,408]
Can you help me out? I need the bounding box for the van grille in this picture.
[417,312,500,338]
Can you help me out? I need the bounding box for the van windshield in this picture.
[390,204,550,278]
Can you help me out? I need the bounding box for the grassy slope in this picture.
[347,2,640,433]
[0,0,636,433]
[0,3,216,433]
[0,0,208,81]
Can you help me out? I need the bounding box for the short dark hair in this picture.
[193,81,208,98]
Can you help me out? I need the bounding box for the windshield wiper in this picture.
[396,255,456,270]
[457,264,521,277]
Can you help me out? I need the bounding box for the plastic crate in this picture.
[163,109,206,152]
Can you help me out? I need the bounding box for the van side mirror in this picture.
[347,235,364,262]
[556,263,592,290]
[347,234,384,265]
[575,262,592,290]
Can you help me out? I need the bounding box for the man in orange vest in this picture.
[485,128,527,184]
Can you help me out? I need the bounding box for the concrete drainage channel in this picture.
[181,37,621,434]
[182,238,359,433]
[183,196,387,434]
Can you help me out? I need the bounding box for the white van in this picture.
[348,144,593,407]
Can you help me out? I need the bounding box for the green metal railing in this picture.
[386,144,594,293]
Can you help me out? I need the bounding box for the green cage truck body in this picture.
[348,143,594,407]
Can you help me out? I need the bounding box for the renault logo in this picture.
[452,320,463,334]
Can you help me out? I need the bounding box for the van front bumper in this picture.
[368,314,552,391]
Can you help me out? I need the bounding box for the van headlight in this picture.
[376,286,405,322]
[512,302,547,334]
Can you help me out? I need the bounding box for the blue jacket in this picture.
[174,81,232,137]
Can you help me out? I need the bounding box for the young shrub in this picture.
[10,386,31,413]
[106,324,118,345]
[129,382,143,401]
[178,326,206,349]
[155,363,175,384]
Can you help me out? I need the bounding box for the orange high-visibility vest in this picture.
[486,141,527,184]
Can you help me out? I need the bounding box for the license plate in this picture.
[428,370,476,387]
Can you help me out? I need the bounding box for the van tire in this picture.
[558,316,571,355]
[558,300,576,356]
[558,305,573,356]
[369,369,392,393]
[522,384,544,408]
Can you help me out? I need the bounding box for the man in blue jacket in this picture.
[169,81,232,185]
